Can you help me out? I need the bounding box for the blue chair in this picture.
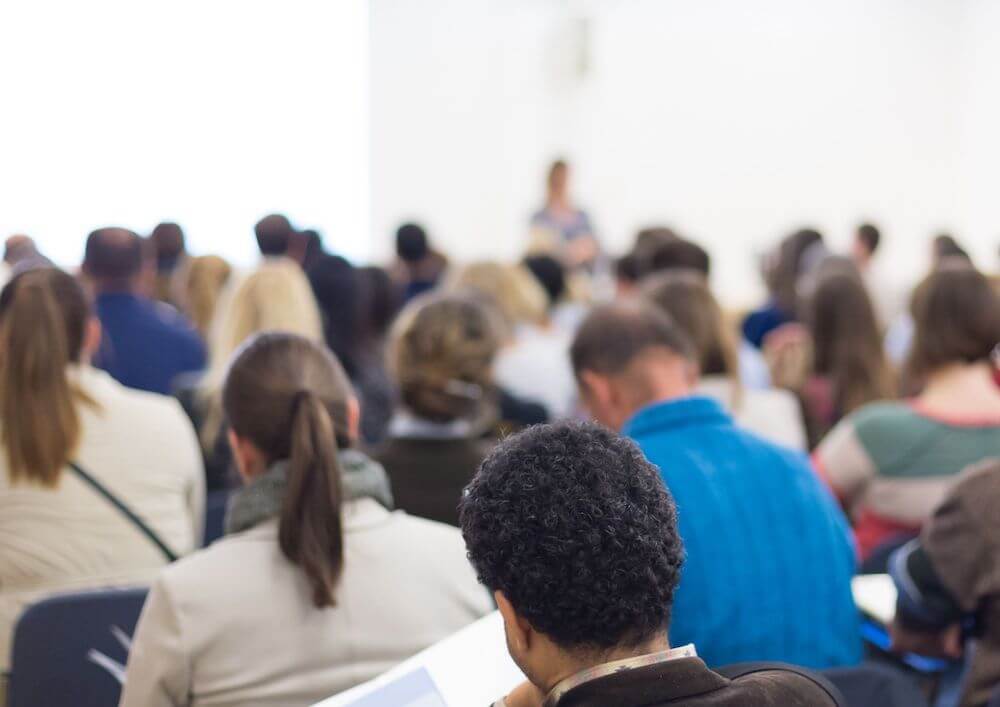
[203,489,231,547]
[7,587,148,707]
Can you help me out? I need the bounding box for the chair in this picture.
[7,587,148,707]
[822,662,930,707]
[203,488,231,547]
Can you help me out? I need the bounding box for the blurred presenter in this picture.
[529,160,600,271]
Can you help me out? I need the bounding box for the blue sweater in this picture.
[94,293,206,395]
[624,396,861,669]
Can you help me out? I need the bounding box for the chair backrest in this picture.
[203,488,231,547]
[7,587,149,707]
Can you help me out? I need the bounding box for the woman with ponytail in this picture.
[0,268,204,679]
[121,333,491,707]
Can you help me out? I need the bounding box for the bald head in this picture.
[84,227,144,290]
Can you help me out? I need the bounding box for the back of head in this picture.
[254,213,294,257]
[180,255,232,337]
[396,223,430,263]
[645,238,711,278]
[522,254,567,309]
[150,222,186,271]
[4,235,40,266]
[83,227,143,290]
[449,262,548,333]
[643,271,736,379]
[768,228,825,311]
[390,292,500,423]
[856,223,880,257]
[0,268,91,485]
[570,302,694,379]
[357,265,401,341]
[223,333,351,607]
[210,260,323,375]
[907,262,1000,381]
[306,254,360,374]
[932,234,971,265]
[460,421,683,650]
[807,268,892,413]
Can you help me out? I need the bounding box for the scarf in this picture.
[224,449,394,535]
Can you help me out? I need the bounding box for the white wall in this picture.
[0,0,370,267]
[371,0,997,305]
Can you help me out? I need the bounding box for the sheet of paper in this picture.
[852,574,897,625]
[314,612,524,707]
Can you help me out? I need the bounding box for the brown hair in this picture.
[0,268,93,485]
[390,293,501,423]
[906,262,1000,383]
[806,269,894,415]
[222,333,351,608]
[643,271,742,404]
[571,302,695,378]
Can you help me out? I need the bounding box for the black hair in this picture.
[396,223,430,263]
[306,254,361,377]
[357,266,401,341]
[460,421,684,650]
[522,254,566,308]
[255,214,294,256]
[616,252,641,284]
[150,222,186,271]
[856,223,880,255]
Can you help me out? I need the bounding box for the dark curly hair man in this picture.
[461,421,844,707]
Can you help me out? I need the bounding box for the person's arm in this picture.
[119,578,191,707]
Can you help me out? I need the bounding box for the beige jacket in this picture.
[120,498,493,707]
[0,366,205,669]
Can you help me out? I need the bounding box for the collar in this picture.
[545,645,698,707]
[622,396,732,439]
[388,409,475,440]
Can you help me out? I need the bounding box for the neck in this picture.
[545,634,671,693]
[94,280,138,295]
[918,362,1000,414]
[623,353,695,414]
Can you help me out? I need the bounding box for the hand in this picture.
[889,620,963,659]
[503,680,546,707]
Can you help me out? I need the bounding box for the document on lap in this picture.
[314,612,524,707]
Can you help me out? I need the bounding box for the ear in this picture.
[346,397,361,443]
[495,590,532,654]
[82,317,103,361]
[228,428,266,483]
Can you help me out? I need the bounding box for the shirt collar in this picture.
[622,395,732,439]
[545,645,698,707]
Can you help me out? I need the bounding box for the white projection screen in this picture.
[0,0,370,266]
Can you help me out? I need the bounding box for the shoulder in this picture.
[156,523,280,596]
[83,368,190,422]
[719,663,844,706]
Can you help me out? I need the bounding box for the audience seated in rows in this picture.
[85,228,206,395]
[120,333,490,707]
[643,270,808,450]
[768,259,895,447]
[461,422,845,707]
[0,268,204,677]
[890,458,1000,707]
[375,293,499,526]
[570,303,861,669]
[176,259,325,490]
[815,262,1000,559]
[494,255,579,419]
[392,222,449,302]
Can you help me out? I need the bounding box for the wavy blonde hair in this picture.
[173,255,233,338]
[200,259,323,449]
[447,262,547,337]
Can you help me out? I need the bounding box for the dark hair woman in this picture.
[121,333,489,707]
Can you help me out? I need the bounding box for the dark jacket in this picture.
[376,436,495,527]
[556,659,843,707]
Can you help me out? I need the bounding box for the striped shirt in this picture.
[814,401,1000,559]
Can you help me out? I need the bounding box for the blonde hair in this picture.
[174,255,232,338]
[447,262,547,335]
[0,269,95,485]
[390,293,500,423]
[201,259,323,449]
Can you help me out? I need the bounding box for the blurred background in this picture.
[2,0,998,304]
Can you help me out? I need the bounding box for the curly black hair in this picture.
[459,421,683,651]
